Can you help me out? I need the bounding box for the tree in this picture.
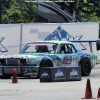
[78,0,100,37]
[0,0,2,23]
[2,0,37,23]
[79,0,100,22]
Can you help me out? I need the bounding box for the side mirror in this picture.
[96,40,100,50]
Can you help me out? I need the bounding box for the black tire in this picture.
[81,58,91,76]
[40,59,53,67]
[37,59,53,78]
[37,71,40,78]
[96,40,100,50]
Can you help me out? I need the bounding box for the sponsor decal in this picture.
[55,69,64,78]
[53,60,57,67]
[75,58,79,63]
[23,68,32,73]
[55,59,62,66]
[41,72,50,78]
[70,68,78,77]
[31,59,36,64]
[63,55,72,64]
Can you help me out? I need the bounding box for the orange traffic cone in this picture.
[10,68,19,83]
[82,79,96,99]
[97,88,100,100]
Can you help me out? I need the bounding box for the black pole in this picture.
[21,1,22,23]
[37,0,38,23]
[0,0,2,24]
[51,1,52,22]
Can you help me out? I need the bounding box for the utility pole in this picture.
[72,0,79,22]
[0,0,2,24]
[37,0,38,23]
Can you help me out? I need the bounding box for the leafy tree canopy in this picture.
[79,0,100,22]
[2,0,37,23]
[79,0,100,37]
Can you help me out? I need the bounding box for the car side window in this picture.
[60,44,77,54]
[67,44,77,53]
[65,44,72,53]
[60,45,66,54]
[72,47,76,53]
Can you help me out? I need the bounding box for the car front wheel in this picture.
[40,59,53,67]
[37,59,53,78]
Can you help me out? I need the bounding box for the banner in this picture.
[0,22,99,61]
[0,24,20,55]
[22,22,99,60]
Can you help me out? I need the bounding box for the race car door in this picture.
[60,44,78,67]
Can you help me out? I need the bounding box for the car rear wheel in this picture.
[81,58,91,76]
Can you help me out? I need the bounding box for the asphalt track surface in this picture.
[0,65,100,100]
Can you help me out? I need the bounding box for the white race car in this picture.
[0,41,97,78]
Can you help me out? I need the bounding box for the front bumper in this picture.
[0,66,39,76]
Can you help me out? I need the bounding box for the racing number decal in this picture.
[63,55,72,64]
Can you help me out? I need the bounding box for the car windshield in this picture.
[20,43,57,54]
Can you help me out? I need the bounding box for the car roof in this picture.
[29,41,74,45]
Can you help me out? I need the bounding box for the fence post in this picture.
[0,0,2,24]
[20,23,23,52]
